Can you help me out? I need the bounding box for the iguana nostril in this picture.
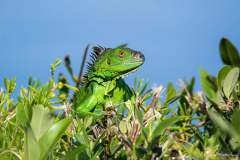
[133,53,139,59]
[136,52,145,61]
[140,54,145,61]
[133,52,144,60]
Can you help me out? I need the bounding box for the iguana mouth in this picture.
[123,61,143,65]
[119,66,141,78]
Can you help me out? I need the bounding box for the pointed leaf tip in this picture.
[220,38,240,66]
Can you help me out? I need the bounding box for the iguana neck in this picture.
[85,73,118,95]
[86,70,121,86]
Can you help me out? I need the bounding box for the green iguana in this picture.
[74,44,145,117]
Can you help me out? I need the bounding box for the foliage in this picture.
[1,37,240,159]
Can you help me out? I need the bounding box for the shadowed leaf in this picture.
[220,38,240,66]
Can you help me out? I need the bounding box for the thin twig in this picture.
[76,44,90,89]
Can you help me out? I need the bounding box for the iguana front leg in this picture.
[76,93,97,111]
[75,82,105,117]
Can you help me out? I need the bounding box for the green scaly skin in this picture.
[74,44,145,117]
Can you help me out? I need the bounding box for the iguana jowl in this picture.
[74,45,145,116]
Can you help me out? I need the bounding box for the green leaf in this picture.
[165,82,176,103]
[215,90,226,110]
[16,103,29,128]
[84,117,93,128]
[232,109,240,134]
[220,38,240,66]
[75,131,90,147]
[187,77,195,93]
[134,106,143,126]
[64,145,89,160]
[91,146,104,160]
[9,78,17,93]
[208,109,240,142]
[200,69,217,102]
[50,58,62,77]
[179,143,203,160]
[119,120,127,134]
[223,67,239,98]
[3,78,16,93]
[30,105,54,140]
[139,82,149,96]
[39,118,71,159]
[3,78,9,92]
[151,116,179,140]
[217,66,231,87]
[137,79,143,93]
[24,128,40,160]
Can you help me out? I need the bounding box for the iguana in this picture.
[74,44,145,117]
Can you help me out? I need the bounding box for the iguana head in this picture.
[86,45,145,82]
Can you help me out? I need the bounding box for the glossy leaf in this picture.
[39,118,71,159]
[223,67,239,98]
[30,105,54,140]
[217,65,231,87]
[200,69,217,102]
[220,38,240,66]
[24,128,40,160]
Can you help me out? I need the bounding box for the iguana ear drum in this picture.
[139,53,145,61]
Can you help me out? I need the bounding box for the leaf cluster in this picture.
[1,38,240,159]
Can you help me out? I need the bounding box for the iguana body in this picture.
[74,45,145,116]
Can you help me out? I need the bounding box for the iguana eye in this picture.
[118,51,125,58]
[107,59,111,65]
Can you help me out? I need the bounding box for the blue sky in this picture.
[1,0,240,91]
